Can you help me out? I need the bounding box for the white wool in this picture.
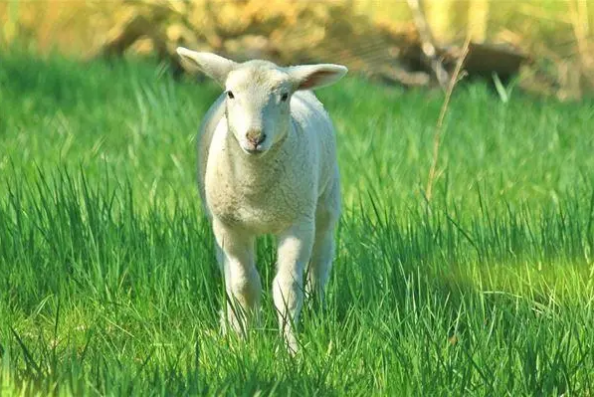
[177,47,347,353]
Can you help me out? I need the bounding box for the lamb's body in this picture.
[177,48,346,353]
[198,91,340,235]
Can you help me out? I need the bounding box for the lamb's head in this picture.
[177,48,347,156]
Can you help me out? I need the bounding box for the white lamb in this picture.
[177,47,347,352]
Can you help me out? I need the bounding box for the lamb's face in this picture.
[176,48,348,156]
[224,63,293,156]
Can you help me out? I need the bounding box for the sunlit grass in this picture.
[1,50,594,395]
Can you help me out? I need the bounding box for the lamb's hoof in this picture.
[219,310,243,337]
[219,310,228,336]
[284,332,300,356]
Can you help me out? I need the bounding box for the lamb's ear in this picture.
[288,64,348,90]
[176,47,237,86]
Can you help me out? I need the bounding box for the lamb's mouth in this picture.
[242,145,267,156]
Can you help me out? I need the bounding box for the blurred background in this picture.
[1,0,592,101]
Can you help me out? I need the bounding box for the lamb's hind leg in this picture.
[306,214,337,307]
[307,180,340,306]
[213,218,261,336]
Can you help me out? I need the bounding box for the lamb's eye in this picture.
[281,92,289,102]
[227,91,235,99]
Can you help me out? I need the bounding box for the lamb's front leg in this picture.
[273,220,315,353]
[213,218,261,337]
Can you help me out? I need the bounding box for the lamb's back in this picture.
[290,91,338,197]
[197,93,226,208]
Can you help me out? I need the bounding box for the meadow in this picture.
[1,50,594,395]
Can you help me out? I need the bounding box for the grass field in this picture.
[1,50,594,396]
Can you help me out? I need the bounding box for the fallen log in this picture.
[442,42,529,82]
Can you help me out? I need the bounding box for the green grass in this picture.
[1,50,594,396]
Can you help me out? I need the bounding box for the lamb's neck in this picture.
[223,132,285,191]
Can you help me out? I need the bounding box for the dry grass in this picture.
[425,36,471,203]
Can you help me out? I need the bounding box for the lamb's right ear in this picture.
[288,64,348,91]
[176,47,237,86]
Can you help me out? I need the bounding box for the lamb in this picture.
[176,47,347,352]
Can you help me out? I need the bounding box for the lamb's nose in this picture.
[246,130,266,147]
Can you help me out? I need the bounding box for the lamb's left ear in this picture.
[176,47,237,86]
[288,64,348,90]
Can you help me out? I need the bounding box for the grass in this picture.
[1,49,594,396]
